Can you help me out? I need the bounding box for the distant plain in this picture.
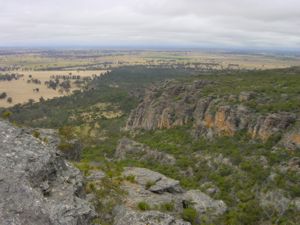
[1,49,300,108]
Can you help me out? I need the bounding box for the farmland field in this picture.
[0,70,106,107]
[0,49,300,108]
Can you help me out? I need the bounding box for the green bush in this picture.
[32,130,40,139]
[125,175,136,183]
[145,180,156,189]
[226,200,262,225]
[58,142,73,152]
[1,110,12,119]
[160,202,174,212]
[182,207,199,225]
[137,201,151,211]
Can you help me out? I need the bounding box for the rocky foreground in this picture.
[2,76,300,225]
[0,119,231,225]
[0,120,95,225]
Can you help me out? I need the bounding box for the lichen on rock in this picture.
[0,120,95,225]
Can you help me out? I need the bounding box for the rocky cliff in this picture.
[0,120,95,225]
[126,79,297,145]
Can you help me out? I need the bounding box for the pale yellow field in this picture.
[138,51,300,69]
[1,50,299,108]
[21,70,107,78]
[3,51,298,71]
[0,70,107,108]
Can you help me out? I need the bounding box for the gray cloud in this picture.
[0,0,299,49]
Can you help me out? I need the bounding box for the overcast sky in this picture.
[0,0,299,49]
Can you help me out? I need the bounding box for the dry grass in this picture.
[0,70,106,108]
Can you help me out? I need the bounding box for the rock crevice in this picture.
[0,120,95,225]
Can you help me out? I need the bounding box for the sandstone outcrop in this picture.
[281,124,300,150]
[126,79,296,143]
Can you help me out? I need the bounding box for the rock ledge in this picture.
[0,120,95,225]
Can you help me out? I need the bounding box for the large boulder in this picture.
[0,120,95,225]
[113,206,190,225]
[120,167,227,222]
[115,138,176,165]
[259,189,293,214]
[123,167,183,194]
[183,190,227,216]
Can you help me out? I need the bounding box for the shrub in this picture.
[182,207,199,225]
[7,97,12,103]
[0,92,7,99]
[125,175,136,183]
[226,200,262,225]
[32,130,40,139]
[59,126,75,140]
[137,201,150,211]
[85,182,96,193]
[160,202,174,212]
[145,180,156,189]
[58,142,73,152]
[43,137,49,143]
[1,110,12,119]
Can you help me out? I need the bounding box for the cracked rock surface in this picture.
[0,120,95,225]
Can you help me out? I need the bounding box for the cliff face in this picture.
[125,79,297,144]
[0,120,95,225]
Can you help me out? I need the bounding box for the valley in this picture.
[1,51,299,225]
[1,0,299,224]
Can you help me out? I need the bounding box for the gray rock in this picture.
[25,128,60,148]
[121,167,227,221]
[201,182,220,195]
[121,183,183,213]
[278,157,300,174]
[59,139,83,161]
[123,167,183,194]
[239,91,256,102]
[293,198,300,211]
[86,170,106,181]
[0,120,95,225]
[183,190,227,215]
[113,206,190,225]
[206,187,219,195]
[115,137,176,165]
[259,189,292,214]
[28,127,83,161]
